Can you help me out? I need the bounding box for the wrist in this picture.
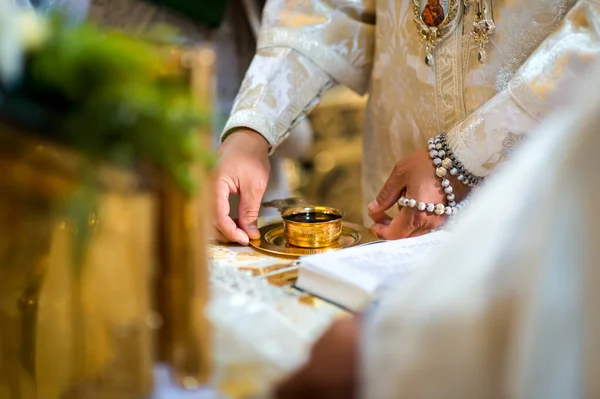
[399,135,477,217]
[223,128,270,153]
[446,174,470,202]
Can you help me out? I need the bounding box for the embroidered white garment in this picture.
[223,0,600,223]
[360,59,600,399]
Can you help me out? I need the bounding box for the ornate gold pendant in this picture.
[413,0,462,66]
[414,0,495,66]
[471,0,496,64]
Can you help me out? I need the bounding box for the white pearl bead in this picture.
[438,150,446,158]
[447,193,455,202]
[430,150,438,158]
[399,196,405,202]
[441,158,453,169]
[445,207,452,215]
[408,199,417,208]
[434,137,441,143]
[435,143,442,150]
[428,144,435,151]
[428,138,434,145]
[448,201,457,207]
[434,204,445,215]
[402,198,409,206]
[441,178,450,187]
[426,203,435,212]
[444,186,453,194]
[457,174,464,181]
[450,168,458,175]
[417,202,426,211]
[451,208,457,215]
[436,167,447,177]
[433,158,442,166]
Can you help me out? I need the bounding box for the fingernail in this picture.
[237,232,249,245]
[247,223,260,240]
[368,200,379,212]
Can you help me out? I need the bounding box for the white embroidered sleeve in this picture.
[447,0,600,177]
[221,0,376,153]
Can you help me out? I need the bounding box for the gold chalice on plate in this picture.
[251,198,376,257]
[281,206,344,248]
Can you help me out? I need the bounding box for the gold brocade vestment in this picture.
[362,59,600,399]
[223,0,600,223]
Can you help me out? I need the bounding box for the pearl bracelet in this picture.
[397,196,451,215]
[397,195,470,216]
[396,133,480,217]
[428,134,482,187]
[428,137,459,207]
[396,135,473,216]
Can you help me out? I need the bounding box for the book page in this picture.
[299,231,448,294]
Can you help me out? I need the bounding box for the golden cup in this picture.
[281,206,343,248]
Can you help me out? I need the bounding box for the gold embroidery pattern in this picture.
[508,74,546,121]
[501,132,527,158]
[434,11,467,131]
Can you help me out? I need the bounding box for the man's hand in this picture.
[213,129,270,245]
[275,316,360,399]
[368,148,469,239]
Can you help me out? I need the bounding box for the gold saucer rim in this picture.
[249,221,377,258]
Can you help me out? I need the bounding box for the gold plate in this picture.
[250,222,377,258]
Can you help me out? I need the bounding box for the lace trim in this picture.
[507,73,546,121]
[258,27,372,95]
[209,262,335,396]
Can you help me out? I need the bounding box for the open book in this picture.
[295,231,448,312]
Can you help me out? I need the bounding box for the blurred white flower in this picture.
[0,0,24,86]
[0,2,49,87]
[19,10,48,50]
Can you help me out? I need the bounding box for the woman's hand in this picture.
[275,316,360,399]
[213,129,270,245]
[368,148,469,239]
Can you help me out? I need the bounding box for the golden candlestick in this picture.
[0,46,215,398]
[156,45,214,389]
[0,124,156,399]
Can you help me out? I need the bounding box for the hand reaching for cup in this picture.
[213,129,270,245]
[367,148,469,240]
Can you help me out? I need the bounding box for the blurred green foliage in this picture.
[0,18,214,194]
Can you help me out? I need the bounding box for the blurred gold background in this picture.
[291,89,367,224]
